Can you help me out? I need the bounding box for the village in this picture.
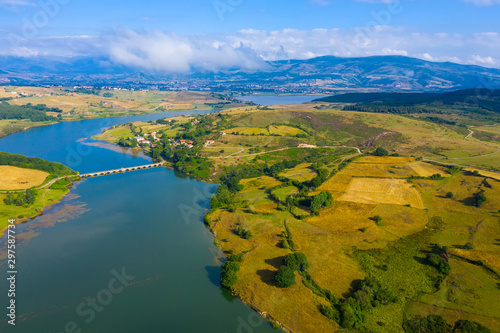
[124,118,218,151]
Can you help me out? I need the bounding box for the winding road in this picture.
[206,145,361,159]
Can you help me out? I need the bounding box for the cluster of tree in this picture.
[0,152,74,177]
[373,147,389,156]
[220,261,240,289]
[3,189,36,206]
[274,252,309,288]
[310,167,330,188]
[156,118,177,125]
[320,277,398,329]
[0,102,57,122]
[403,315,491,333]
[209,185,235,211]
[310,191,333,214]
[408,173,445,181]
[23,103,63,113]
[319,89,500,114]
[73,88,101,95]
[343,104,434,115]
[426,244,451,276]
[423,116,462,126]
[117,137,138,148]
[474,191,487,208]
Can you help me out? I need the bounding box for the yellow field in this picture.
[269,125,307,136]
[407,161,449,177]
[240,176,282,192]
[464,167,500,181]
[224,127,269,135]
[279,163,317,182]
[207,153,500,332]
[339,178,425,209]
[0,166,49,190]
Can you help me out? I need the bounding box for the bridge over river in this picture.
[80,162,165,178]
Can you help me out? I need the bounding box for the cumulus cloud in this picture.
[105,30,266,72]
[1,27,498,71]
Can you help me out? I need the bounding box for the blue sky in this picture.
[0,0,499,71]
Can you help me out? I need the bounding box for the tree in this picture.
[220,261,240,289]
[284,253,309,272]
[275,265,295,288]
[14,194,26,206]
[310,191,333,214]
[403,315,452,333]
[3,193,14,205]
[453,320,491,333]
[319,304,340,323]
[374,147,389,156]
[445,192,454,198]
[474,192,487,207]
[25,189,36,204]
[340,303,358,329]
[371,215,383,226]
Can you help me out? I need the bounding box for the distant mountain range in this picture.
[1,55,500,92]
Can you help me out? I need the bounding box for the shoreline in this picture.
[0,107,216,141]
[0,183,73,238]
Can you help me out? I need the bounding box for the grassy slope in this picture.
[81,104,500,331]
[207,156,500,332]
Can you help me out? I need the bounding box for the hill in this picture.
[1,55,500,92]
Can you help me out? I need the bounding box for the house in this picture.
[179,140,186,144]
[205,140,215,146]
[188,140,194,145]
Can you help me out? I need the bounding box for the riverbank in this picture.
[0,86,252,139]
[0,180,73,237]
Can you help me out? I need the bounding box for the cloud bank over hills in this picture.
[1,27,499,73]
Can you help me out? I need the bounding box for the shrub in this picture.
[275,265,295,288]
[464,242,474,250]
[474,192,487,208]
[371,215,383,226]
[284,252,309,272]
[319,304,340,323]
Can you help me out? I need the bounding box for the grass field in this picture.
[224,127,269,135]
[0,165,49,190]
[207,155,500,332]
[339,178,426,208]
[269,125,308,136]
[0,185,70,232]
[278,163,317,182]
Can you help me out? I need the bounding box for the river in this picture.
[0,111,276,333]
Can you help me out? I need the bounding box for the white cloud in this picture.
[0,0,34,7]
[105,30,266,73]
[470,55,496,65]
[1,27,498,71]
[463,0,500,5]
